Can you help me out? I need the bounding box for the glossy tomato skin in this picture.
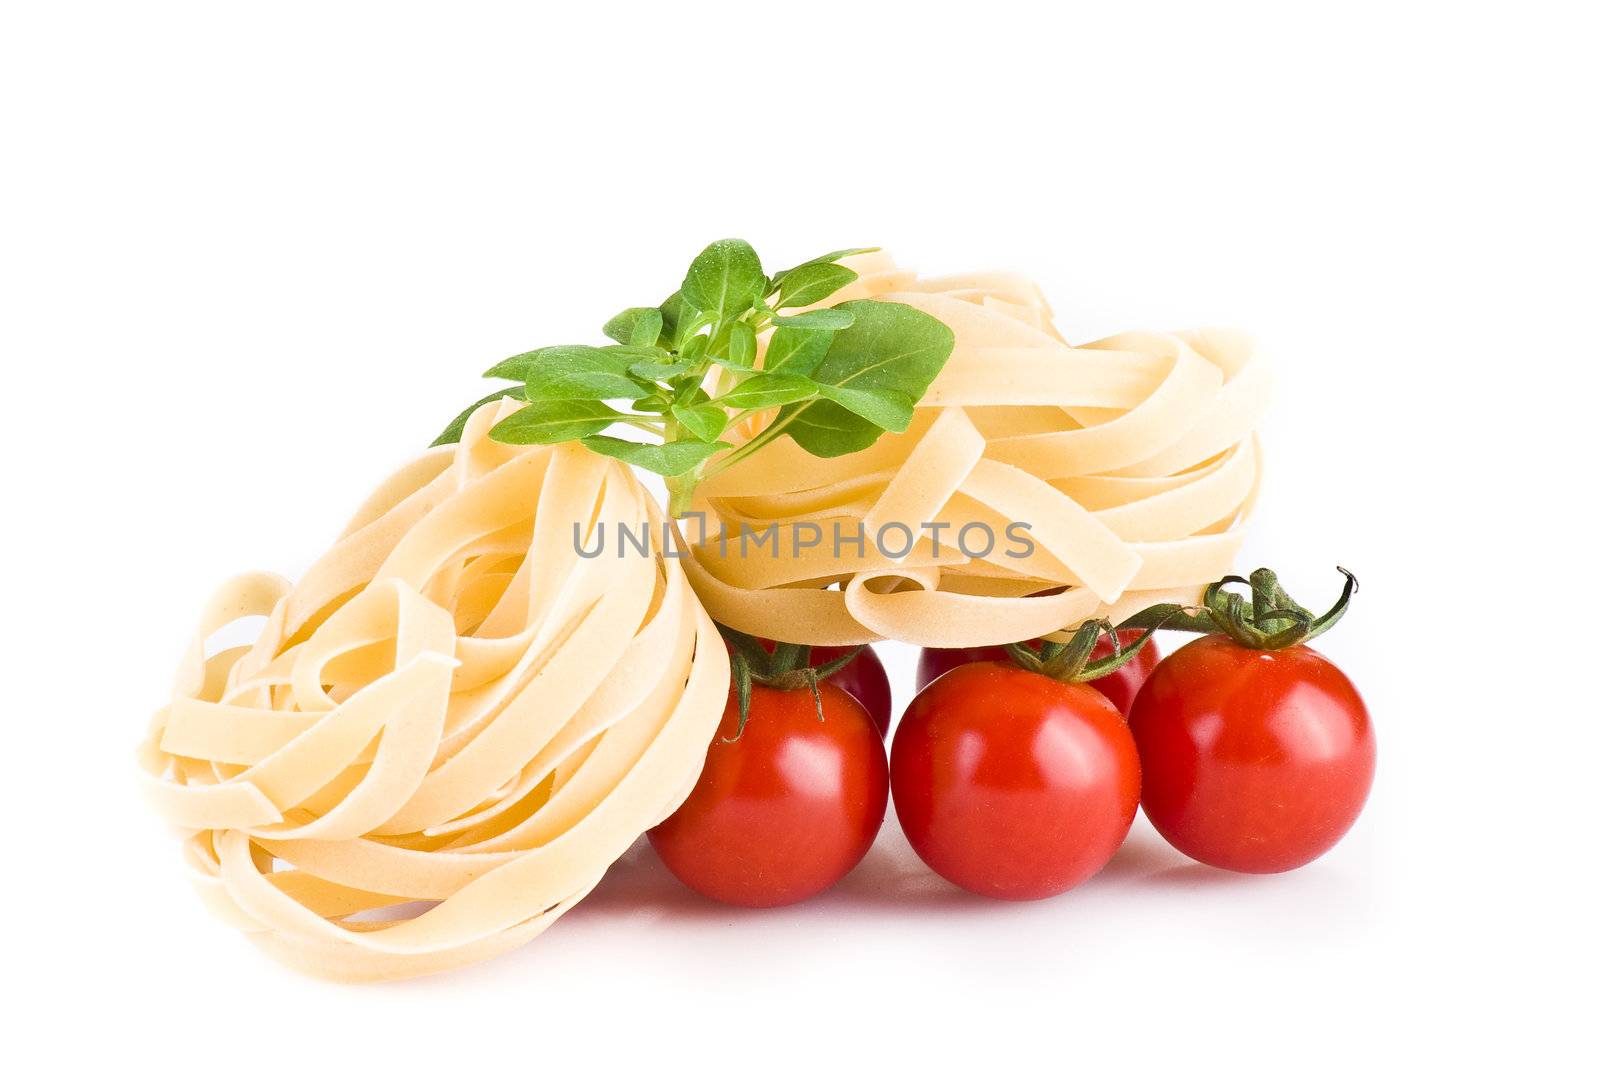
[1128,635,1375,874]
[915,630,1160,716]
[810,645,892,736]
[648,681,888,907]
[890,663,1141,900]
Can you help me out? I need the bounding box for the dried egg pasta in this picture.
[686,253,1267,647]
[139,401,729,981]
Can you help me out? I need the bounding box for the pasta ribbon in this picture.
[690,253,1267,646]
[139,401,729,981]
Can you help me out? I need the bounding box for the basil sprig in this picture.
[433,239,955,515]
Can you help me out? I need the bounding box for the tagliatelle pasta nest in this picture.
[138,401,729,981]
[684,252,1269,647]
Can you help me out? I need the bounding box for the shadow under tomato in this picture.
[1140,861,1264,887]
[577,812,1239,921]
[1090,830,1184,885]
[822,839,1021,915]
[822,827,1201,912]
[574,830,1015,920]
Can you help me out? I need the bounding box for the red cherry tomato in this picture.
[1128,635,1375,874]
[809,645,891,735]
[648,681,888,907]
[915,630,1160,716]
[743,640,893,735]
[890,662,1141,900]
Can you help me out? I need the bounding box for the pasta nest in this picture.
[685,252,1269,647]
[138,400,729,981]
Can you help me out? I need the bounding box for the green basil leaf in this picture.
[726,322,756,368]
[484,345,586,381]
[628,359,687,382]
[484,352,538,380]
[767,307,856,331]
[661,290,712,350]
[672,383,711,407]
[817,385,915,432]
[718,372,820,410]
[659,290,686,343]
[707,324,758,372]
[679,332,709,365]
[680,238,765,323]
[630,395,671,414]
[603,307,664,347]
[775,262,857,309]
[490,399,621,444]
[431,386,525,447]
[670,402,729,443]
[808,300,953,394]
[602,343,672,359]
[777,299,954,458]
[771,247,878,286]
[580,435,726,478]
[779,399,885,458]
[763,327,833,376]
[516,346,650,402]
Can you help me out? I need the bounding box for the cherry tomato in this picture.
[743,640,893,735]
[648,681,888,907]
[890,662,1141,900]
[809,645,891,735]
[915,630,1160,716]
[1128,635,1375,874]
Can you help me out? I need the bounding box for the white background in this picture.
[3,2,1595,1066]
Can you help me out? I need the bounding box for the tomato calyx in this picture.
[717,625,864,740]
[1016,567,1357,677]
[1206,566,1358,649]
[1003,616,1167,685]
[1120,566,1358,651]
